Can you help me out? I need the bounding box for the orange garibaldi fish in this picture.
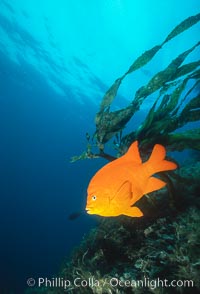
[86,141,177,217]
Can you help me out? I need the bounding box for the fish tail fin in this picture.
[143,144,177,194]
[146,144,177,175]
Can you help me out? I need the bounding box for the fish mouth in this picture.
[86,207,93,214]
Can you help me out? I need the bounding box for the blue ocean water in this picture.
[0,1,199,293]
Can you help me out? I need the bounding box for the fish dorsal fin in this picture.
[119,141,142,164]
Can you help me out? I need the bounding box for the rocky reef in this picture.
[26,160,200,293]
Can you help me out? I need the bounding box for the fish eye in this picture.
[92,195,97,201]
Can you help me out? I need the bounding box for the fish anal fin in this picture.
[123,206,143,217]
[144,177,166,194]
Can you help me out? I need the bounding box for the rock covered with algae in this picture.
[26,160,200,293]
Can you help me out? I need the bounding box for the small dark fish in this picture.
[68,212,82,221]
[86,132,90,141]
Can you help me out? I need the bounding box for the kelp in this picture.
[72,12,200,162]
[180,93,200,121]
[167,129,200,151]
[134,78,200,147]
[163,12,200,43]
[98,78,123,113]
[95,105,135,145]
[98,13,200,111]
[135,41,200,100]
[125,45,162,75]
[120,89,200,152]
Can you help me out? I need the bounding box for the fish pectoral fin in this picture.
[114,180,132,202]
[123,206,143,217]
[144,176,166,194]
